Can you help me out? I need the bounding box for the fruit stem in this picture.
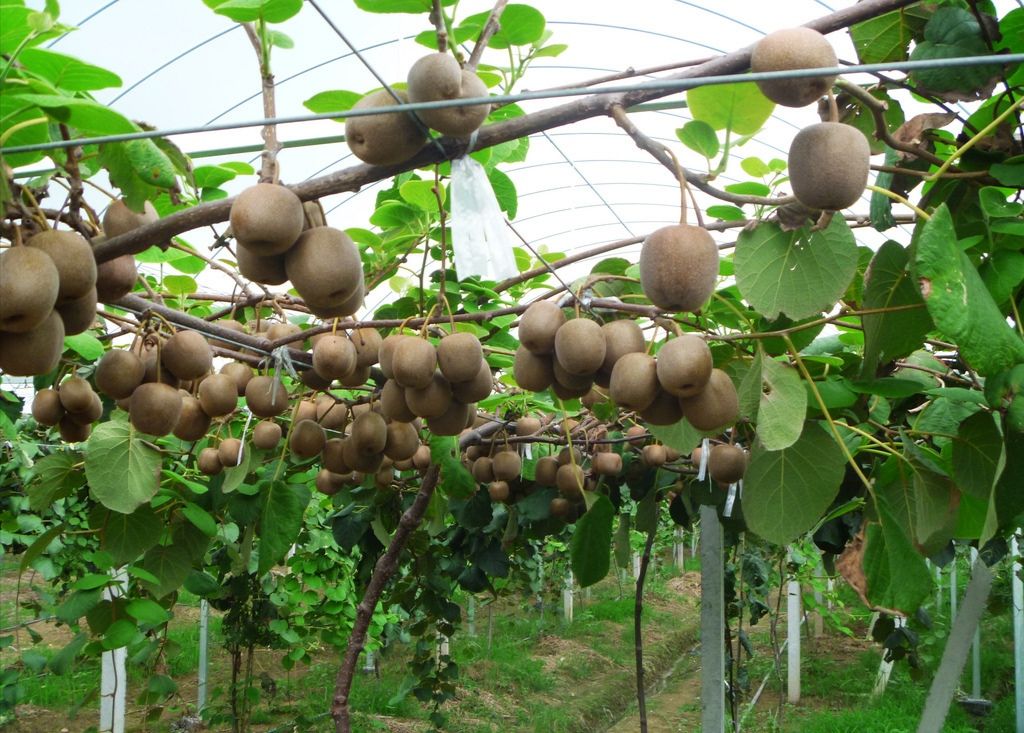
[928,99,1024,182]
[865,184,931,220]
[826,91,839,124]
[663,147,688,226]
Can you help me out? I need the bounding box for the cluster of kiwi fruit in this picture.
[229,185,365,318]
[31,375,104,442]
[750,27,870,211]
[345,52,490,166]
[691,442,749,486]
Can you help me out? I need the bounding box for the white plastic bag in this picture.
[450,154,518,282]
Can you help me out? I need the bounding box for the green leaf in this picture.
[125,599,170,625]
[353,0,433,13]
[99,142,160,212]
[461,4,545,49]
[11,93,137,135]
[101,618,137,650]
[221,446,252,494]
[399,179,442,212]
[743,422,846,546]
[181,502,217,537]
[203,0,303,23]
[257,481,309,574]
[647,419,702,456]
[734,217,858,321]
[570,494,614,587]
[749,354,807,451]
[93,504,162,566]
[635,488,659,536]
[63,332,104,360]
[914,204,1024,376]
[614,513,631,569]
[18,48,122,91]
[140,543,192,599]
[676,121,719,159]
[910,7,1002,96]
[686,82,774,135]
[862,496,933,615]
[27,452,85,511]
[487,167,517,219]
[85,413,161,514]
[162,275,197,296]
[706,205,745,221]
[875,452,959,557]
[19,523,64,572]
[849,6,931,64]
[993,429,1024,533]
[860,240,933,377]
[952,412,1003,500]
[302,89,360,121]
[123,138,177,189]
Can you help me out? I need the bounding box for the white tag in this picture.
[697,437,710,481]
[451,154,518,282]
[524,444,532,459]
[723,483,738,517]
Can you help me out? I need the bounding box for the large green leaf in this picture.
[18,48,122,91]
[647,418,702,455]
[203,0,303,23]
[875,451,959,557]
[11,93,136,135]
[140,543,193,599]
[860,240,932,377]
[85,413,161,515]
[848,6,931,63]
[257,481,309,574]
[430,435,476,499]
[743,422,845,546]
[952,412,1003,500]
[993,429,1024,533]
[93,504,163,566]
[570,494,615,587]
[910,7,1002,95]
[686,82,774,135]
[27,452,85,511]
[914,204,1024,375]
[862,496,933,615]
[739,351,806,451]
[735,217,858,321]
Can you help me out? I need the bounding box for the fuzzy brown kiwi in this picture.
[351,328,382,368]
[551,378,592,401]
[690,445,703,467]
[581,387,608,410]
[236,245,288,285]
[534,456,559,487]
[313,335,357,380]
[208,319,248,352]
[641,444,667,468]
[426,399,473,436]
[66,391,102,426]
[383,420,419,461]
[129,382,183,436]
[556,463,585,500]
[513,346,555,392]
[315,395,348,431]
[58,376,94,413]
[380,380,416,423]
[550,496,572,519]
[472,456,495,483]
[350,410,388,455]
[197,447,223,476]
[339,364,370,388]
[451,360,493,403]
[315,468,346,496]
[253,419,282,449]
[554,319,606,376]
[518,301,565,355]
[290,419,326,458]
[515,416,542,436]
[378,333,408,379]
[285,227,363,316]
[58,415,91,443]
[391,337,437,390]
[94,251,138,302]
[265,322,303,345]
[218,438,244,468]
[55,287,97,336]
[342,436,384,473]
[436,332,483,383]
[322,438,350,474]
[197,372,238,417]
[750,28,837,108]
[488,481,511,503]
[600,319,646,375]
[102,198,158,237]
[788,122,871,211]
[244,375,288,417]
[679,369,738,431]
[161,330,212,381]
[592,451,623,476]
[27,230,97,304]
[374,464,394,489]
[406,53,490,136]
[552,360,594,392]
[345,89,427,165]
[625,425,648,448]
[608,352,659,412]
[230,183,304,255]
[405,371,452,419]
[174,395,211,442]
[294,399,318,424]
[31,388,64,426]
[656,334,712,398]
[557,447,583,467]
[708,444,747,484]
[0,311,66,376]
[220,361,253,396]
[0,245,59,333]
[639,224,719,313]
[299,367,333,391]
[638,388,685,426]
[491,451,522,481]
[412,444,432,471]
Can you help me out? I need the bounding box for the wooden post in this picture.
[787,556,801,704]
[699,505,725,733]
[197,599,209,712]
[99,568,128,733]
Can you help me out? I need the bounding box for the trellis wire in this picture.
[3,53,1020,155]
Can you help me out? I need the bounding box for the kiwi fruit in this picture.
[324,281,365,321]
[285,227,363,317]
[492,451,522,481]
[218,437,244,468]
[788,122,871,211]
[750,28,837,108]
[451,360,493,403]
[322,438,350,474]
[295,399,318,424]
[641,444,667,467]
[554,319,606,376]
[27,230,97,304]
[374,464,394,489]
[557,447,583,467]
[609,352,659,411]
[690,445,703,467]
[237,245,288,285]
[56,288,97,335]
[638,387,684,426]
[708,444,747,484]
[300,367,333,391]
[679,369,739,431]
[551,378,592,401]
[266,322,303,344]
[94,252,138,302]
[315,395,348,431]
[230,183,304,255]
[244,375,288,417]
[436,332,483,384]
[339,364,370,388]
[58,376,95,413]
[664,446,681,462]
[253,419,282,449]
[472,456,495,483]
[384,420,419,461]
[343,435,384,473]
[32,388,64,426]
[350,410,388,455]
[581,387,608,409]
[315,468,346,496]
[351,328,382,368]
[67,391,102,426]
[391,337,437,390]
[639,224,719,313]
[405,371,453,418]
[209,319,249,352]
[0,311,65,378]
[129,382,183,436]
[412,443,432,471]
[345,89,427,165]
[600,319,646,375]
[378,333,408,379]
[556,463,585,500]
[174,395,211,441]
[197,372,238,417]
[162,330,212,381]
[221,361,253,395]
[518,301,565,355]
[488,481,511,503]
[197,447,223,476]
[656,334,713,398]
[0,246,59,332]
[516,416,542,436]
[103,199,158,236]
[511,347,551,393]
[426,399,473,436]
[58,414,91,443]
[592,451,623,476]
[534,456,559,486]
[313,335,357,380]
[626,425,648,447]
[407,53,490,137]
[381,380,416,422]
[550,496,572,519]
[290,419,326,458]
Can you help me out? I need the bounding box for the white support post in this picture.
[362,649,375,673]
[951,546,959,623]
[787,557,801,704]
[674,527,685,568]
[826,577,834,612]
[632,551,641,580]
[562,570,574,624]
[970,547,981,699]
[699,505,725,733]
[934,561,942,612]
[1011,535,1023,733]
[871,617,903,700]
[197,599,209,712]
[437,633,450,659]
[100,568,128,733]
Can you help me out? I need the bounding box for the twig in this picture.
[58,124,85,232]
[466,0,508,72]
[243,22,280,184]
[429,0,448,54]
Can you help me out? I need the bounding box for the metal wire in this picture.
[3,53,1020,155]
